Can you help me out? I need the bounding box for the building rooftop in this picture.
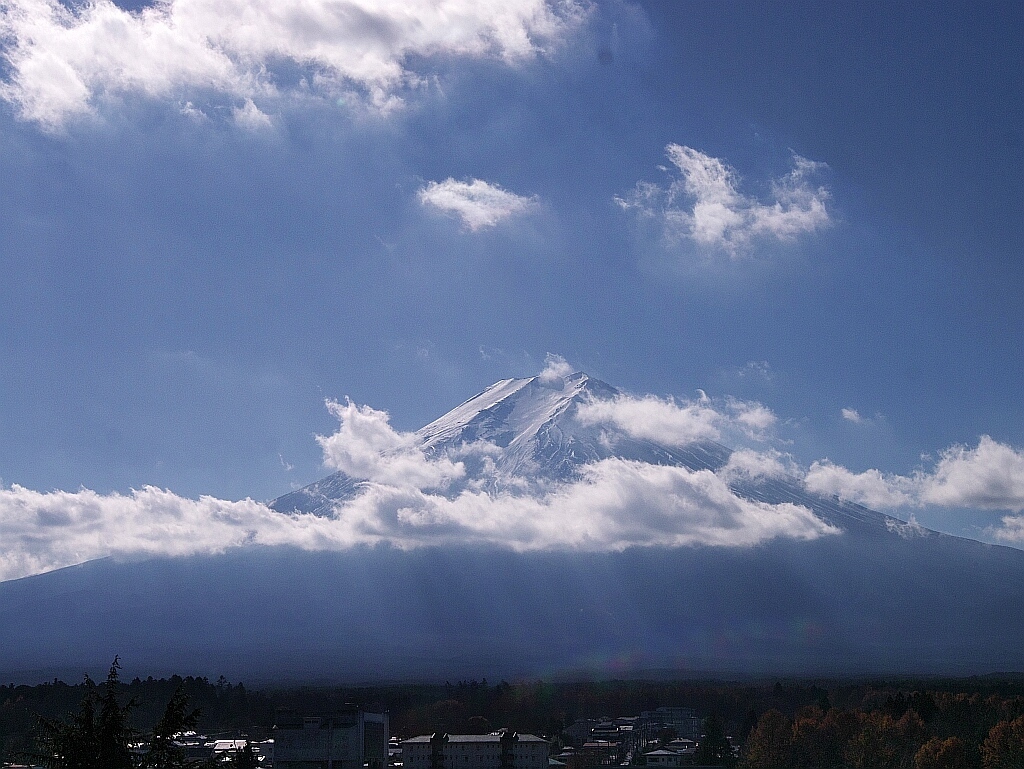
[404,734,548,744]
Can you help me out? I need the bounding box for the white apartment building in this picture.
[403,732,549,769]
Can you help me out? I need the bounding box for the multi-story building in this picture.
[274,707,389,769]
[402,732,548,769]
[579,740,619,766]
[639,708,701,742]
[563,720,598,748]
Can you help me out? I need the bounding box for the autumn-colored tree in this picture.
[740,709,791,769]
[982,715,1024,769]
[915,736,968,769]
[791,707,861,769]
[845,710,926,769]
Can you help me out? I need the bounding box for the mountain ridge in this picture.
[3,371,1021,681]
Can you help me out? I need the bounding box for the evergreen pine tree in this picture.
[695,712,735,767]
[96,657,136,769]
[31,676,99,769]
[27,660,136,769]
[143,685,201,769]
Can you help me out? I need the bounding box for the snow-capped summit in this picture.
[273,371,633,514]
[411,372,700,485]
[416,372,614,455]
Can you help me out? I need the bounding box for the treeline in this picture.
[2,658,260,768]
[6,669,1024,766]
[741,689,1024,769]
[0,665,268,763]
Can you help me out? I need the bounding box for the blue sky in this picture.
[0,0,1022,576]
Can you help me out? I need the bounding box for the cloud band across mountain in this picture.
[5,372,1024,583]
[803,436,1024,541]
[0,465,837,583]
[0,384,837,582]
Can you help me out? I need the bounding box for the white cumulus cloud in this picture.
[990,515,1024,544]
[0,0,585,128]
[616,144,831,256]
[802,436,1024,520]
[0,460,836,583]
[12,387,1024,584]
[577,394,723,445]
[316,398,464,490]
[0,484,360,582]
[726,397,778,439]
[0,390,838,582]
[803,461,918,510]
[718,448,795,483]
[920,436,1024,512]
[332,458,837,551]
[418,178,538,231]
[576,391,777,446]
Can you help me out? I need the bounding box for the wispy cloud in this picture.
[841,407,864,423]
[232,98,273,131]
[418,178,538,231]
[537,352,575,384]
[736,360,774,382]
[617,145,831,256]
[0,0,585,128]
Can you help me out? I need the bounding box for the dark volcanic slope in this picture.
[1,531,1023,682]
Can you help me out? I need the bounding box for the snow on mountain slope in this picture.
[273,372,725,514]
[272,371,902,537]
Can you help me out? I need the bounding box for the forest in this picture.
[3,664,1024,768]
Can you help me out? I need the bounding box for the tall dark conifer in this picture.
[96,657,136,769]
[143,685,201,768]
[696,712,735,767]
[31,676,99,769]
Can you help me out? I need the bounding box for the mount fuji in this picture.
[272,372,899,536]
[2,372,1023,682]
